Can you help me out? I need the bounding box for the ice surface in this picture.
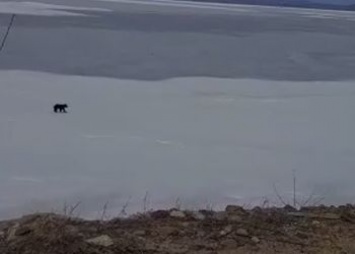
[0,70,355,219]
[0,1,110,16]
[1,0,355,81]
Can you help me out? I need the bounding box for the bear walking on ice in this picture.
[53,104,68,113]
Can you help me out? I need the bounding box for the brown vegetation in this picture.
[1,204,355,254]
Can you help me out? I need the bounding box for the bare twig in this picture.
[68,201,81,217]
[119,196,131,217]
[0,14,16,53]
[100,201,110,221]
[293,169,297,208]
[261,196,270,208]
[63,201,68,216]
[273,183,288,206]
[309,196,325,207]
[174,197,182,210]
[205,202,215,211]
[143,191,149,213]
[300,189,316,207]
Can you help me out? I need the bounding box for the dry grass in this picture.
[1,204,355,254]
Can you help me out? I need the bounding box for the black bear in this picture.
[53,104,68,113]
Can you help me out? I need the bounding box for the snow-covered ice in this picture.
[0,70,355,219]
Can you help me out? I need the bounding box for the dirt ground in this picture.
[1,204,355,254]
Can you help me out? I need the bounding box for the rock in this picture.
[213,211,227,221]
[328,205,338,213]
[198,210,215,218]
[288,212,340,220]
[7,223,20,241]
[65,225,80,236]
[221,238,238,248]
[158,226,178,236]
[236,228,249,237]
[133,230,146,236]
[150,210,170,220]
[170,210,186,218]
[18,214,43,224]
[196,231,205,238]
[0,231,4,238]
[220,225,233,236]
[159,242,189,253]
[225,205,245,214]
[227,215,242,222]
[251,206,263,214]
[191,211,205,220]
[251,236,260,244]
[283,205,297,212]
[345,203,354,209]
[14,226,32,236]
[300,206,314,213]
[296,231,308,239]
[193,251,217,254]
[86,235,114,247]
[145,242,159,251]
[312,220,321,226]
[181,222,190,227]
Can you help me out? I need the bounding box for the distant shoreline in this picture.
[175,0,355,11]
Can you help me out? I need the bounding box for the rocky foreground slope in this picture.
[1,205,355,254]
